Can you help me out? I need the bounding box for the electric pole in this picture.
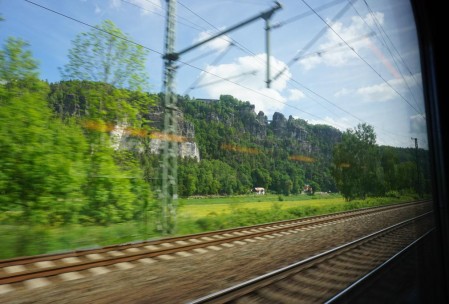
[160,1,282,234]
[263,8,277,88]
[411,137,421,198]
[160,0,178,234]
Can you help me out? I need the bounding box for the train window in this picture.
[0,0,446,302]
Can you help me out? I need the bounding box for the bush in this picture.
[386,190,400,198]
[195,217,222,231]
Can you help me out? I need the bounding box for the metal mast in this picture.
[160,0,178,234]
[412,137,421,198]
[159,1,282,234]
[262,8,277,88]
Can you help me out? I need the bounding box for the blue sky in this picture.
[0,0,427,148]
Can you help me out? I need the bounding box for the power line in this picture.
[24,1,321,121]
[183,43,235,95]
[122,0,204,31]
[125,0,254,70]
[25,0,163,56]
[362,0,422,89]
[273,0,353,81]
[300,0,422,115]
[175,1,418,143]
[146,0,267,71]
[25,0,416,145]
[348,1,424,113]
[360,0,424,112]
[178,1,219,31]
[176,1,264,64]
[171,3,404,138]
[273,0,346,29]
[181,60,326,122]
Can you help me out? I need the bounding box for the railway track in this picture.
[188,211,434,303]
[0,200,431,295]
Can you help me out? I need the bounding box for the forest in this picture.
[0,20,430,228]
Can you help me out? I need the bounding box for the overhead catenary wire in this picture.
[273,0,346,29]
[183,43,235,95]
[25,0,164,56]
[362,0,423,90]
[273,0,354,81]
[137,0,271,73]
[172,1,361,123]
[179,2,388,132]
[176,0,267,64]
[23,0,324,122]
[172,2,359,124]
[299,0,422,116]
[193,70,258,90]
[167,1,419,143]
[25,0,418,145]
[348,0,424,113]
[175,0,424,144]
[122,0,204,31]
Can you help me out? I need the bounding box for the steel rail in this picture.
[0,201,431,286]
[188,211,433,303]
[324,228,434,303]
[0,200,429,268]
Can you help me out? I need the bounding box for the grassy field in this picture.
[178,194,344,218]
[0,193,416,259]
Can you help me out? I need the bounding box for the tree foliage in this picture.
[0,34,155,225]
[60,20,149,91]
[176,95,342,196]
[0,31,430,230]
[331,123,428,201]
[0,37,38,84]
[332,123,380,201]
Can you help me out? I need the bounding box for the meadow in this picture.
[0,193,416,259]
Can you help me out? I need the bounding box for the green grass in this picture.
[0,222,159,259]
[178,194,344,217]
[0,193,416,259]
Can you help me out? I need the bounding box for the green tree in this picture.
[380,148,397,192]
[0,38,88,225]
[179,159,198,197]
[0,37,38,84]
[332,123,381,201]
[81,129,136,225]
[60,20,149,91]
[251,168,272,191]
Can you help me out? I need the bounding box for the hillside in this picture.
[46,81,428,198]
[176,94,342,195]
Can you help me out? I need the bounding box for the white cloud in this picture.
[198,54,291,115]
[355,73,421,103]
[288,89,305,101]
[410,114,426,134]
[299,12,384,70]
[109,0,121,9]
[109,0,162,14]
[334,87,352,97]
[95,4,102,14]
[307,116,353,131]
[356,82,396,102]
[194,29,231,52]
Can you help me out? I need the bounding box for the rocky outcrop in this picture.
[271,112,288,136]
[146,106,200,160]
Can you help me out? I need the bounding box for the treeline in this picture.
[177,95,340,196]
[0,20,158,227]
[1,19,431,229]
[176,96,430,200]
[0,43,156,226]
[332,124,430,201]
